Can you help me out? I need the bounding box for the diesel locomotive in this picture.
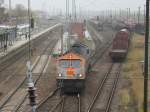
[56,42,91,93]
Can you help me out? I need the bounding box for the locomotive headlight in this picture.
[59,73,62,77]
[79,74,82,77]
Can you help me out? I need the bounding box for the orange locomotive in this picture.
[56,42,91,93]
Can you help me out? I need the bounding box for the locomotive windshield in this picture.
[71,60,81,68]
[59,60,70,68]
[59,59,81,68]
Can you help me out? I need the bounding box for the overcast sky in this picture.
[4,0,145,13]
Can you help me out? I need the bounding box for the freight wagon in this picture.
[109,28,130,61]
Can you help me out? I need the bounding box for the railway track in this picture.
[59,94,81,112]
[87,63,121,112]
[0,31,58,112]
[0,49,27,73]
[0,23,58,73]
[36,88,61,112]
[14,39,58,112]
[36,92,81,112]
[0,30,57,102]
[91,41,112,66]
[0,24,60,88]
[85,21,119,112]
[104,64,121,112]
[48,96,64,112]
[87,22,113,67]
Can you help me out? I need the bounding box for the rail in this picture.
[87,63,121,112]
[0,27,59,112]
[0,23,61,73]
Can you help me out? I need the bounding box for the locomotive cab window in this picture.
[59,59,81,68]
[59,60,70,68]
[71,60,81,68]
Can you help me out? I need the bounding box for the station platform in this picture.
[0,23,61,58]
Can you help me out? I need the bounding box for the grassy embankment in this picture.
[119,33,144,112]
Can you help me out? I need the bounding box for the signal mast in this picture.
[26,0,36,112]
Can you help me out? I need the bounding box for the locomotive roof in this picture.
[119,28,130,34]
[72,41,89,48]
[120,29,128,31]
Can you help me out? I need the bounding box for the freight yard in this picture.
[0,0,149,112]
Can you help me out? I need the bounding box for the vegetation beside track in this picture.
[120,33,144,112]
